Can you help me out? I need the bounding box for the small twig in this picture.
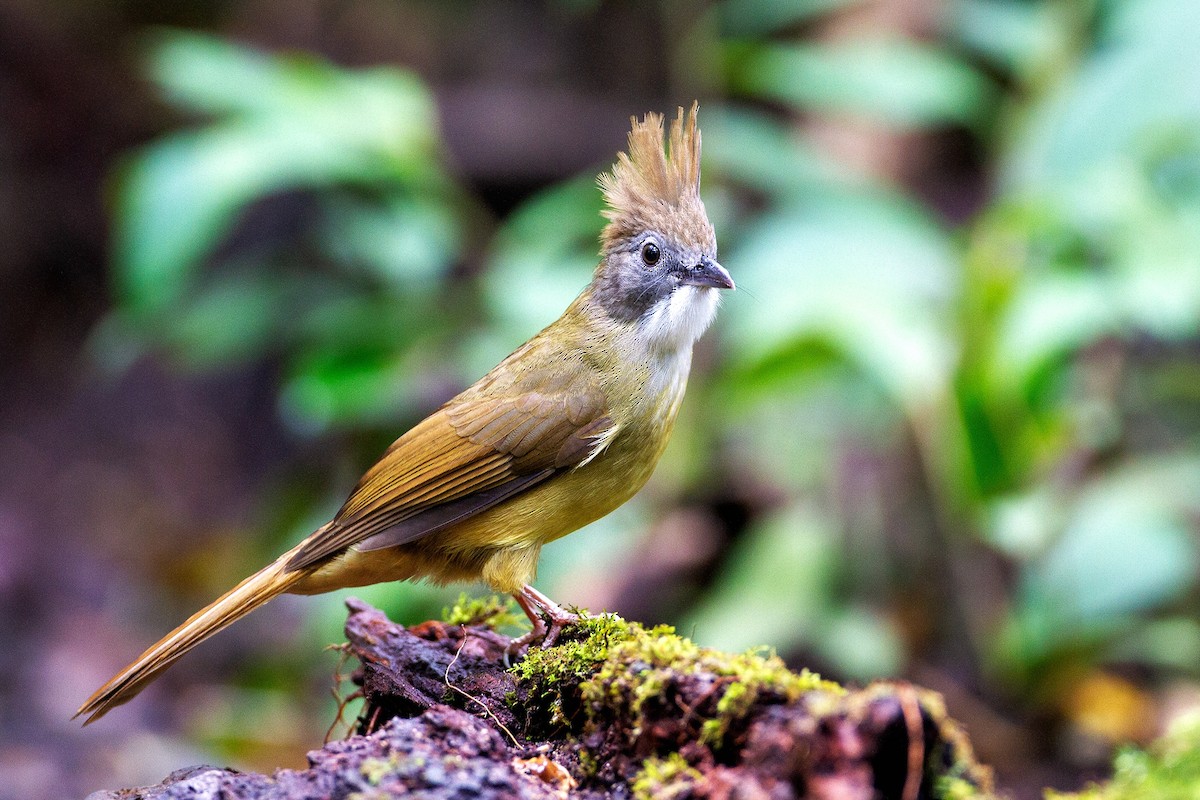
[364,703,382,735]
[324,643,362,743]
[444,625,520,748]
[899,686,925,800]
[677,675,730,729]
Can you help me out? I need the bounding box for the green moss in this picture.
[631,753,703,800]
[576,748,600,779]
[511,613,635,684]
[913,688,995,799]
[508,617,1002,797]
[358,756,399,786]
[936,774,987,799]
[510,613,841,745]
[1046,712,1200,800]
[441,592,522,628]
[510,613,637,728]
[581,625,839,747]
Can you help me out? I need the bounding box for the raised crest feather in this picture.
[598,102,714,254]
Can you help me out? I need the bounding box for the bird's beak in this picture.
[681,258,735,290]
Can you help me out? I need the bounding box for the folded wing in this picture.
[284,386,613,571]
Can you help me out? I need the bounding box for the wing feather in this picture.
[284,376,613,573]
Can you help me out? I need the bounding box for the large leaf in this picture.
[989,169,1200,395]
[147,31,331,117]
[279,345,428,434]
[990,270,1117,396]
[685,503,902,680]
[1004,0,1200,191]
[482,176,602,338]
[731,38,996,129]
[1005,458,1200,665]
[321,192,463,291]
[724,190,960,407]
[702,105,849,199]
[684,504,838,654]
[947,0,1063,77]
[715,0,860,37]
[114,30,438,318]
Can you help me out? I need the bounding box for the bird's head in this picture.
[591,103,733,352]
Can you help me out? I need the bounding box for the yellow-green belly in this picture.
[294,399,677,596]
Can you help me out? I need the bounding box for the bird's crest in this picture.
[599,103,715,253]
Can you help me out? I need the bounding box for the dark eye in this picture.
[641,241,661,266]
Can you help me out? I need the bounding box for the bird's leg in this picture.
[508,584,582,655]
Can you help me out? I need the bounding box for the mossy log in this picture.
[87,598,996,800]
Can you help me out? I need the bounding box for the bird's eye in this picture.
[641,241,661,266]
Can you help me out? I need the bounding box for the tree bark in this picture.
[86,598,996,800]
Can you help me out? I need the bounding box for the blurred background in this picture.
[2,0,1200,798]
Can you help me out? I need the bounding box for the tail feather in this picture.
[75,550,310,724]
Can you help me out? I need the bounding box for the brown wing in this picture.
[284,386,613,572]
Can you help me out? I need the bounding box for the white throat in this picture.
[636,285,721,354]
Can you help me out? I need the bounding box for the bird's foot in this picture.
[506,584,583,663]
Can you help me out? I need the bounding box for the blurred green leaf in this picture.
[1032,499,1192,623]
[322,192,462,290]
[715,0,859,37]
[685,504,838,655]
[991,271,1116,394]
[724,189,959,406]
[1109,618,1200,674]
[1100,0,1200,53]
[986,160,1200,399]
[1004,0,1200,191]
[703,105,848,199]
[731,38,996,128]
[163,268,286,368]
[279,346,425,434]
[1011,459,1200,662]
[482,175,602,340]
[947,0,1064,76]
[147,31,324,117]
[817,606,903,681]
[115,30,438,318]
[987,487,1066,559]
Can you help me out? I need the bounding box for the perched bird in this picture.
[77,103,733,724]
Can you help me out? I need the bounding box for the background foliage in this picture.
[2,1,1199,798]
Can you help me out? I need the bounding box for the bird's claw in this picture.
[539,608,581,649]
[505,611,582,652]
[505,583,584,665]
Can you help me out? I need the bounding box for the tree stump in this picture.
[86,598,995,800]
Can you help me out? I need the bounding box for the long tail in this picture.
[75,545,313,724]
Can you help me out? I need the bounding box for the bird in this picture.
[76,102,733,724]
